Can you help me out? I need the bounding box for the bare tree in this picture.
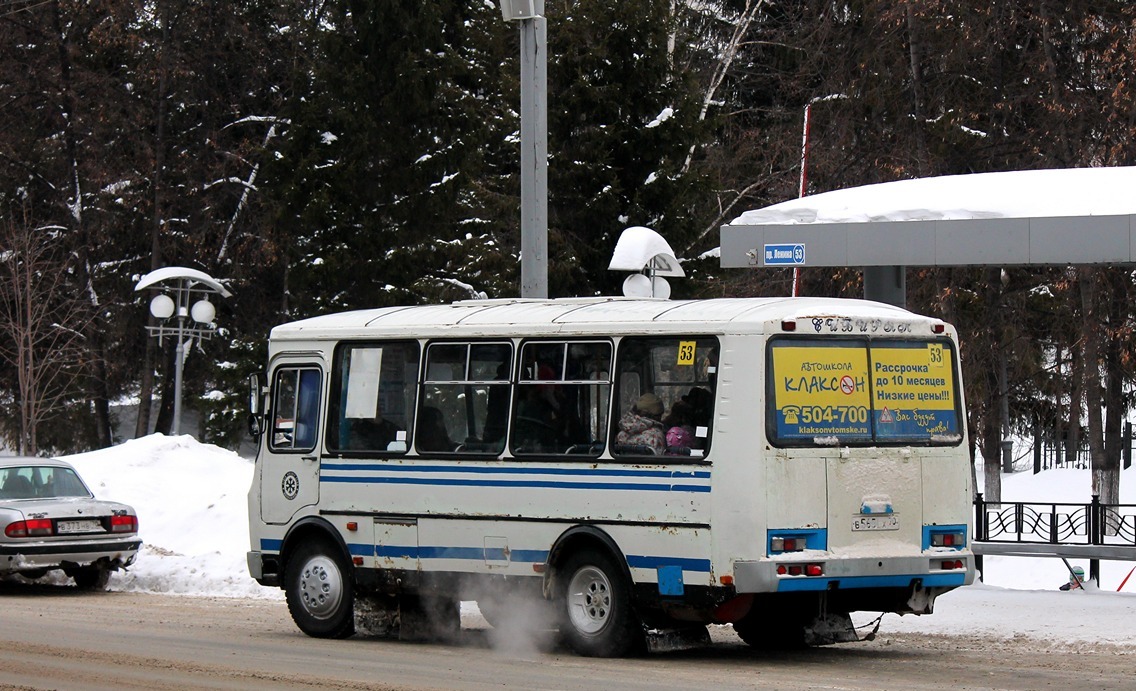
[0,209,92,455]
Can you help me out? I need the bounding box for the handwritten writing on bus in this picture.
[771,340,959,442]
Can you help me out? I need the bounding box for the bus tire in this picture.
[285,539,355,639]
[558,549,643,657]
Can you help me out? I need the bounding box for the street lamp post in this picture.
[135,267,232,436]
[499,0,548,299]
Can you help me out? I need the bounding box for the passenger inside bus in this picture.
[513,382,567,452]
[615,392,666,455]
[416,406,456,452]
[662,399,696,454]
[347,404,401,451]
[682,386,713,448]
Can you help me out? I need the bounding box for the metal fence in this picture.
[972,493,1136,584]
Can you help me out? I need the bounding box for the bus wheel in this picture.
[285,540,355,639]
[558,549,643,657]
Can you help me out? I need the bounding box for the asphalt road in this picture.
[0,581,1129,690]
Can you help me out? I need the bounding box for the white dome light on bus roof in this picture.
[609,226,683,298]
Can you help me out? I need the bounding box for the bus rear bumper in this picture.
[732,553,975,595]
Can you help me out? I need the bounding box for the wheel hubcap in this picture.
[298,555,343,620]
[566,565,613,635]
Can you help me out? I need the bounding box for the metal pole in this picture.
[862,265,906,307]
[172,313,184,435]
[519,2,548,298]
[792,103,811,298]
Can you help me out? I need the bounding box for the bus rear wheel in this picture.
[285,540,355,639]
[558,549,643,657]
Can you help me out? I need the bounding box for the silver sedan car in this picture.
[0,457,141,589]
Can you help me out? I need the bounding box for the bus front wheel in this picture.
[558,549,643,657]
[285,540,355,639]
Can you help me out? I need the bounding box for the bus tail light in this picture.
[770,536,802,552]
[939,559,964,570]
[776,562,824,577]
[930,531,964,547]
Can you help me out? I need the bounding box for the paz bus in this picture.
[245,296,975,656]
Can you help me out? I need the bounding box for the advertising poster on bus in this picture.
[770,339,960,444]
[769,341,873,441]
[870,341,959,441]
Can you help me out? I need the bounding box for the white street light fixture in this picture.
[190,299,216,325]
[149,294,175,320]
[135,267,232,436]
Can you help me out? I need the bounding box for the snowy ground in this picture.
[49,435,1136,646]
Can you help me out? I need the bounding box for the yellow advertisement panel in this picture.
[771,345,872,439]
[770,339,960,444]
[871,342,958,439]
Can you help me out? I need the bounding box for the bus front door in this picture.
[260,358,325,525]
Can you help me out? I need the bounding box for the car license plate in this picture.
[56,519,104,534]
[852,514,899,531]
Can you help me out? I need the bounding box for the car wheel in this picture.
[558,549,643,657]
[285,540,355,638]
[71,567,110,590]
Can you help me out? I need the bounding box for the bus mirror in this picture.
[248,373,264,416]
[247,413,263,438]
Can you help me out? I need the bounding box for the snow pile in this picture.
[66,435,273,599]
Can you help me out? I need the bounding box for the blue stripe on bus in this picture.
[361,542,709,572]
[319,475,710,493]
[776,572,967,592]
[321,462,710,480]
[625,555,712,572]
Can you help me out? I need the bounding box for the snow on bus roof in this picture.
[269,296,932,339]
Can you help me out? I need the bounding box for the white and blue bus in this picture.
[246,296,975,656]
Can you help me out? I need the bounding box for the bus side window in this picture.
[613,337,718,459]
[327,342,419,454]
[418,342,512,455]
[512,340,611,457]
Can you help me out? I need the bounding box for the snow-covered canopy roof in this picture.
[732,167,1136,226]
[721,167,1136,269]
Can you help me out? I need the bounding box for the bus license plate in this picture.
[56,519,103,534]
[852,515,899,531]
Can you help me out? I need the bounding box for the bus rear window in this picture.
[767,337,962,447]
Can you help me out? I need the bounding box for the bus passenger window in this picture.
[418,341,512,455]
[512,341,611,457]
[613,337,718,459]
[327,342,419,454]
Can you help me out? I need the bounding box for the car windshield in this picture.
[0,466,91,500]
